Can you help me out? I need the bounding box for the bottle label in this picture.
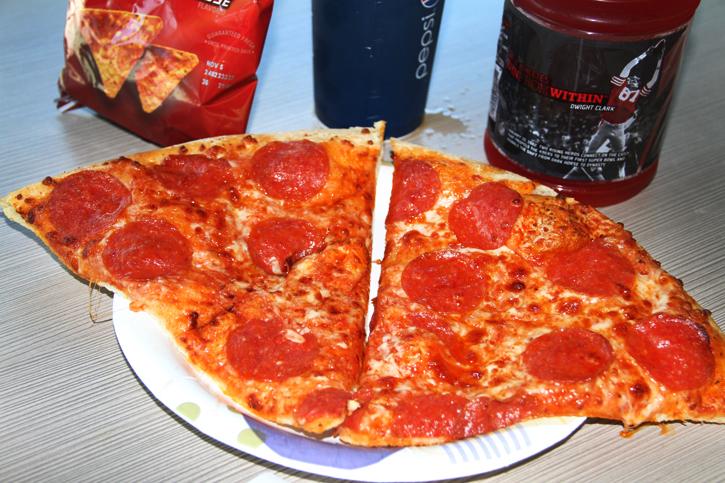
[488,0,688,182]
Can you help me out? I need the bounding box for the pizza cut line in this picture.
[1,127,723,447]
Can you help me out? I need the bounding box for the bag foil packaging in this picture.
[59,0,274,145]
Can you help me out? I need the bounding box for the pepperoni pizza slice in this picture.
[77,8,164,98]
[134,45,200,113]
[1,124,384,434]
[338,140,725,446]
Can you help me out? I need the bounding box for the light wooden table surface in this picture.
[1,1,723,481]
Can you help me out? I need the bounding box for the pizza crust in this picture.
[390,139,559,197]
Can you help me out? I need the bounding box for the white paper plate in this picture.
[112,164,584,481]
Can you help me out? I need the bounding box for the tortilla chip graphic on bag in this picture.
[78,8,163,98]
[134,45,200,113]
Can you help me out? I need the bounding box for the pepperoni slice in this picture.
[247,217,325,275]
[523,328,614,382]
[401,250,486,313]
[295,387,351,426]
[387,160,441,223]
[625,313,714,391]
[545,239,635,297]
[251,140,329,200]
[226,318,319,381]
[48,171,131,242]
[449,182,523,250]
[152,154,232,199]
[102,219,192,280]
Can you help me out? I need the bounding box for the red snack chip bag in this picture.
[59,0,274,146]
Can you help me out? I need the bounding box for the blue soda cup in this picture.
[312,0,445,138]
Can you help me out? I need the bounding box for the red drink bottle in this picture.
[485,0,700,206]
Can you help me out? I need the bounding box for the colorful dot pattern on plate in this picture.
[245,416,397,468]
[176,402,200,421]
